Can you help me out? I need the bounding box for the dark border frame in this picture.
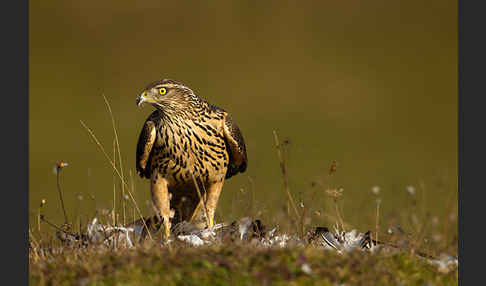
[459,0,484,284]
[2,0,28,284]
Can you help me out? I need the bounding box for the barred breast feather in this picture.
[136,108,247,184]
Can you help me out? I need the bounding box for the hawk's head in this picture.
[136,79,195,110]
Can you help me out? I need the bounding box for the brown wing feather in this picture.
[222,113,247,179]
[136,119,156,179]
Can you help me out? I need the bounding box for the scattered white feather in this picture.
[86,217,134,247]
[63,217,457,273]
[427,254,458,273]
[301,263,312,275]
[177,234,205,246]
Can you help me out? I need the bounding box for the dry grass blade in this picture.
[376,198,381,244]
[335,202,345,232]
[56,162,69,225]
[191,172,210,227]
[102,94,127,225]
[37,199,46,233]
[129,170,137,224]
[300,204,307,241]
[29,228,40,249]
[326,188,345,232]
[273,130,300,221]
[112,138,117,226]
[79,119,153,241]
[40,215,73,236]
[247,175,256,219]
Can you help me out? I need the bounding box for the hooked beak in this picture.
[136,92,156,107]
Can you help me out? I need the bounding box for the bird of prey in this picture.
[136,79,247,238]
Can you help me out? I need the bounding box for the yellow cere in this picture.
[159,87,167,95]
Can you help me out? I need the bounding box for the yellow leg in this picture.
[205,180,224,228]
[151,173,171,239]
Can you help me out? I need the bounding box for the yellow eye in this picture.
[159,88,167,95]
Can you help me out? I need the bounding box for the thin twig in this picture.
[40,215,75,237]
[376,199,380,244]
[112,138,117,226]
[300,203,307,242]
[273,130,300,220]
[336,202,345,232]
[56,162,69,225]
[326,187,345,232]
[129,170,136,225]
[191,173,210,227]
[80,120,153,241]
[102,94,127,227]
[247,175,255,219]
[29,228,40,249]
[37,207,41,233]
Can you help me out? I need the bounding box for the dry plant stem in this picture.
[29,228,41,262]
[287,201,290,218]
[191,172,210,227]
[80,120,153,241]
[103,94,126,226]
[411,213,430,255]
[56,167,69,225]
[129,170,135,226]
[339,200,346,231]
[29,228,40,249]
[112,138,117,226]
[334,200,345,232]
[442,184,457,251]
[40,215,73,236]
[37,208,41,233]
[187,146,210,226]
[247,176,255,219]
[311,161,337,203]
[133,208,136,226]
[376,201,380,244]
[300,205,307,241]
[273,130,300,220]
[419,181,427,223]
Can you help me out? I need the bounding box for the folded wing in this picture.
[222,113,248,179]
[136,119,156,179]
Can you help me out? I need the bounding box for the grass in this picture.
[29,95,458,285]
[29,243,457,286]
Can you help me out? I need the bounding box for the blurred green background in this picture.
[30,1,456,237]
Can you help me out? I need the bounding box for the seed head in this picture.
[406,185,416,196]
[371,185,380,195]
[326,188,344,201]
[328,160,338,176]
[57,161,69,169]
